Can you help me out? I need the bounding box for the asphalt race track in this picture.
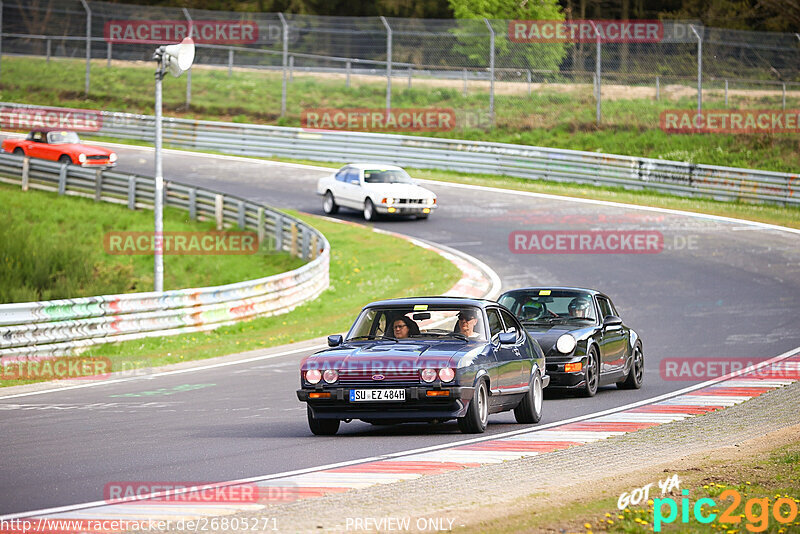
[1,143,799,516]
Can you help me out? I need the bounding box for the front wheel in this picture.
[617,345,644,390]
[307,406,339,436]
[579,349,599,398]
[13,148,25,156]
[322,191,339,214]
[458,379,488,433]
[514,371,543,424]
[363,198,376,221]
[58,155,72,165]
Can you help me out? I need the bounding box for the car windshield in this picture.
[347,305,487,342]
[47,131,80,144]
[499,290,597,324]
[363,169,413,184]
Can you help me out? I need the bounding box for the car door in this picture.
[329,167,349,202]
[596,295,628,374]
[486,307,518,396]
[499,308,528,390]
[339,168,363,208]
[26,132,49,159]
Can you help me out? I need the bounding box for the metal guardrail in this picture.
[48,104,799,206]
[0,153,330,359]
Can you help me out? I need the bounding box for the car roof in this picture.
[363,296,496,309]
[344,163,406,171]
[500,287,602,296]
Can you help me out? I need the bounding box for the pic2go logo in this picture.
[653,489,799,532]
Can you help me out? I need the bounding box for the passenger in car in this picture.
[392,316,420,339]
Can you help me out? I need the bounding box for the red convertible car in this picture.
[2,130,117,167]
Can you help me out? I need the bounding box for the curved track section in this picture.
[1,142,798,516]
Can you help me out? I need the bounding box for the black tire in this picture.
[322,191,338,214]
[617,345,644,390]
[458,379,488,433]
[307,405,339,436]
[363,198,376,221]
[13,148,24,156]
[579,348,599,398]
[58,154,72,165]
[514,370,543,424]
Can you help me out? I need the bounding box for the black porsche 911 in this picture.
[497,288,643,397]
[296,297,549,435]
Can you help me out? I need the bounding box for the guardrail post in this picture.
[215,194,224,230]
[257,207,265,245]
[301,226,309,260]
[21,156,29,191]
[58,164,67,195]
[237,200,246,229]
[274,214,283,251]
[95,169,102,201]
[228,48,233,77]
[188,187,196,219]
[346,60,351,88]
[290,221,298,257]
[127,176,136,209]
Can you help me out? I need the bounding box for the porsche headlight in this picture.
[109,152,118,162]
[78,153,87,163]
[556,334,577,354]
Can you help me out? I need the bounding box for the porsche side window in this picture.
[334,168,349,182]
[486,308,504,340]
[498,308,519,337]
[597,297,613,319]
[345,169,361,184]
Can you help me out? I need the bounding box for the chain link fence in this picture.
[0,0,798,132]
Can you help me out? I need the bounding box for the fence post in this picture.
[21,157,29,191]
[462,68,467,97]
[95,169,102,201]
[106,42,111,67]
[656,75,660,100]
[724,80,728,107]
[128,176,136,209]
[483,18,495,126]
[782,83,786,110]
[59,164,68,196]
[183,8,193,108]
[290,222,298,257]
[278,13,288,117]
[46,39,51,62]
[215,194,224,230]
[237,200,246,229]
[380,16,392,113]
[0,1,4,81]
[289,54,294,81]
[346,59,351,88]
[275,214,284,251]
[527,69,531,96]
[690,24,702,112]
[228,48,233,77]
[257,207,265,246]
[301,227,309,260]
[79,0,90,96]
[188,187,196,219]
[407,67,412,89]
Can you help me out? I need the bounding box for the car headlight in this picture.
[420,368,437,383]
[322,369,339,384]
[438,367,455,382]
[382,197,395,205]
[556,334,577,354]
[78,153,87,163]
[109,152,118,162]
[427,198,436,205]
[305,369,322,384]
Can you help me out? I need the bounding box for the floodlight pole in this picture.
[153,49,166,292]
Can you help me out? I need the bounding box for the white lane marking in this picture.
[0,345,324,401]
[6,346,797,522]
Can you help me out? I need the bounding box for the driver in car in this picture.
[456,309,480,338]
[568,296,592,318]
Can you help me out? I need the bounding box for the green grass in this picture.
[0,182,304,303]
[1,56,798,172]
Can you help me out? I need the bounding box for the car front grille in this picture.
[338,369,420,385]
[86,155,108,160]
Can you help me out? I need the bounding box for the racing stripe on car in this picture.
[27,355,800,526]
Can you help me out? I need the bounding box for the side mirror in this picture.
[603,315,623,327]
[498,332,517,345]
[327,334,343,347]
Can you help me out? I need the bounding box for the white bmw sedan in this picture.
[316,163,438,221]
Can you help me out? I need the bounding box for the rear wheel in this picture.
[58,155,72,165]
[363,198,376,221]
[307,406,339,436]
[458,379,488,433]
[579,349,599,398]
[322,191,338,214]
[514,371,543,424]
[13,148,24,156]
[617,345,644,390]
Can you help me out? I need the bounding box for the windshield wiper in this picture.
[348,335,398,342]
[413,332,469,341]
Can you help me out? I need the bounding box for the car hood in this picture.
[55,143,112,156]
[364,183,434,199]
[523,323,596,353]
[303,341,472,370]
